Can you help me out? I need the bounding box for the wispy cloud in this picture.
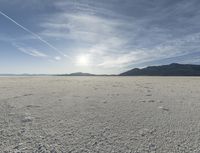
[0,10,67,58]
[12,43,63,62]
[36,0,200,70]
[98,31,200,68]
[40,13,125,43]
[13,43,47,57]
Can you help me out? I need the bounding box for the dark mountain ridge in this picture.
[120,63,200,76]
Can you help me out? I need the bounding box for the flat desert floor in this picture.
[0,77,200,153]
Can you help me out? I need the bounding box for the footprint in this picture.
[147,90,151,93]
[13,97,19,99]
[148,100,155,103]
[26,105,40,108]
[23,94,33,97]
[103,101,108,104]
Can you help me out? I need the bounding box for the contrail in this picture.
[0,10,70,58]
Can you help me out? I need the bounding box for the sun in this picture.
[76,54,90,66]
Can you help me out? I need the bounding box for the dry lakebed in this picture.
[0,77,200,153]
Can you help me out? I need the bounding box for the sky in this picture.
[0,0,200,74]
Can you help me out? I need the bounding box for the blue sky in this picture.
[0,0,200,74]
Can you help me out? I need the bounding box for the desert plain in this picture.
[0,76,200,153]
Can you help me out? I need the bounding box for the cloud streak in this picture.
[12,43,62,62]
[13,43,47,57]
[0,10,68,58]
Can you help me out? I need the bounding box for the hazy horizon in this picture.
[1,0,200,74]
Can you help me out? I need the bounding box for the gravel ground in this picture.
[0,76,200,153]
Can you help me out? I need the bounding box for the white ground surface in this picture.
[0,77,200,153]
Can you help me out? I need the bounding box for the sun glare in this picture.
[76,55,90,66]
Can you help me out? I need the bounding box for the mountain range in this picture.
[57,63,200,76]
[1,63,200,76]
[120,63,200,76]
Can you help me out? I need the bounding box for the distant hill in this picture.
[57,72,117,76]
[57,72,96,76]
[120,63,200,76]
